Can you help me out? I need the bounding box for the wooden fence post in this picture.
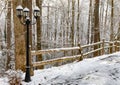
[29,45,34,76]
[114,39,117,52]
[101,39,105,55]
[109,42,113,54]
[117,41,120,51]
[78,43,83,61]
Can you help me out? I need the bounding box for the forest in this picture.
[0,0,120,84]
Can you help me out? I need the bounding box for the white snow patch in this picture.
[1,52,120,85]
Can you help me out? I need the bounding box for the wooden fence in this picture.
[30,39,120,68]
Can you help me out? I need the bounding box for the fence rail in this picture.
[31,39,120,68]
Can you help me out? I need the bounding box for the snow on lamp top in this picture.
[23,7,30,18]
[33,6,40,19]
[16,5,23,18]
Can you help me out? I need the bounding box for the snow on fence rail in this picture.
[31,39,120,67]
[31,47,80,55]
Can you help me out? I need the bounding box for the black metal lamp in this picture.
[16,5,23,18]
[23,7,30,18]
[33,6,40,19]
[16,5,40,82]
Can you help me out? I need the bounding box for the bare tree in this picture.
[6,0,11,70]
[93,0,100,57]
[71,0,75,55]
[104,0,109,38]
[110,0,114,41]
[77,0,80,44]
[87,0,92,44]
[36,0,43,69]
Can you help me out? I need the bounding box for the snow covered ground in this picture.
[1,52,120,85]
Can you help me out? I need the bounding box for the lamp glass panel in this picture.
[17,10,23,18]
[34,11,40,18]
[24,11,29,17]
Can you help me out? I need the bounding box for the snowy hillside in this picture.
[1,52,120,85]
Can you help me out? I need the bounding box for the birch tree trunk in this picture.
[87,0,92,44]
[104,0,108,37]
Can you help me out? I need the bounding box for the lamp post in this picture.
[16,5,40,82]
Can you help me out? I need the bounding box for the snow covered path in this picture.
[1,52,120,85]
[22,52,120,85]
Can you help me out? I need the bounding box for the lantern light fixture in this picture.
[33,6,40,19]
[16,5,23,18]
[23,7,30,18]
[16,4,40,82]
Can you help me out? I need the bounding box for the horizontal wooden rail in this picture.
[104,41,113,43]
[104,46,113,49]
[33,47,104,67]
[117,46,120,48]
[83,48,103,57]
[31,47,80,55]
[81,41,103,48]
[33,55,81,67]
[31,41,103,56]
[117,41,120,43]
[31,40,120,67]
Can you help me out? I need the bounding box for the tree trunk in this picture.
[104,0,108,37]
[93,0,100,57]
[6,0,11,70]
[13,0,26,72]
[87,0,92,44]
[110,0,114,41]
[66,0,70,46]
[71,0,75,55]
[116,22,120,51]
[36,0,43,69]
[109,0,114,53]
[54,9,57,48]
[77,0,80,44]
[87,0,92,57]
[90,0,94,44]
[47,3,50,48]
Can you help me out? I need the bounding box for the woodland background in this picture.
[0,0,120,72]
